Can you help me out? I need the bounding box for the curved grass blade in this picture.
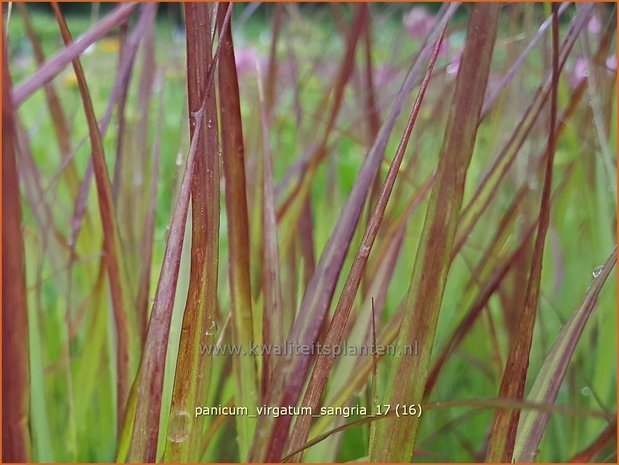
[513,247,617,461]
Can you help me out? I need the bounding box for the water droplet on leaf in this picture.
[592,265,603,278]
[581,386,592,397]
[205,320,218,336]
[167,410,190,443]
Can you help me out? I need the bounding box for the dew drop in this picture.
[207,118,213,129]
[581,386,592,397]
[592,265,604,278]
[205,320,218,336]
[167,410,190,443]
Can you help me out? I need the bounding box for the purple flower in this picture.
[235,47,261,76]
[588,14,601,35]
[569,57,589,89]
[374,65,399,87]
[403,7,435,38]
[606,55,616,72]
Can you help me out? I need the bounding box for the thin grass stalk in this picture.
[257,63,285,395]
[135,94,162,346]
[286,27,445,461]
[50,2,135,429]
[164,4,223,461]
[370,5,500,461]
[16,2,80,198]
[285,396,610,462]
[12,3,138,106]
[485,5,560,461]
[2,35,32,464]
[216,4,258,460]
[111,24,131,205]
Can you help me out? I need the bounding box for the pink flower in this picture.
[569,57,589,89]
[588,14,601,35]
[235,47,261,76]
[606,55,616,72]
[446,50,462,77]
[403,7,435,39]
[374,65,399,87]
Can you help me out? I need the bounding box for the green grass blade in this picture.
[370,5,500,461]
[513,247,617,461]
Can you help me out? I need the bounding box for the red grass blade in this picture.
[217,4,258,459]
[257,60,285,395]
[2,34,32,464]
[12,3,138,106]
[163,4,226,461]
[485,5,561,461]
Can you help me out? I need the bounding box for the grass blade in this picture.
[50,1,135,429]
[217,4,258,459]
[257,61,285,394]
[370,5,500,461]
[12,3,138,107]
[485,5,561,461]
[2,35,32,464]
[513,247,617,461]
[286,26,445,461]
[250,5,460,461]
[163,4,224,461]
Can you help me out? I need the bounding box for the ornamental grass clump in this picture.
[3,3,617,462]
